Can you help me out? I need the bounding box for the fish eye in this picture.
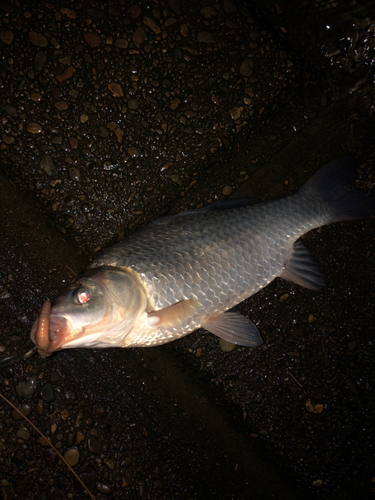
[74,288,90,305]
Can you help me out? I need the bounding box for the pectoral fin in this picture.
[280,240,328,290]
[147,299,201,327]
[201,311,263,347]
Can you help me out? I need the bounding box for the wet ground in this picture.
[1,1,375,499]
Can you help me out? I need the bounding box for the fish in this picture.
[30,156,374,357]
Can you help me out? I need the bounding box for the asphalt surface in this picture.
[1,1,374,499]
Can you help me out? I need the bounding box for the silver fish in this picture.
[30,157,374,357]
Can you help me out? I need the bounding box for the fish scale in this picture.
[30,157,375,356]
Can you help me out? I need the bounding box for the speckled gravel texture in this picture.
[1,1,375,499]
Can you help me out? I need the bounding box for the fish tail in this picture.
[300,156,375,223]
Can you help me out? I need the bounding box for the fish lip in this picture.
[31,312,70,357]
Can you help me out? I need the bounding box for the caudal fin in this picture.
[300,156,375,223]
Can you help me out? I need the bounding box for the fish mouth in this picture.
[30,300,71,358]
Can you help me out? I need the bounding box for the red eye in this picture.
[77,290,90,304]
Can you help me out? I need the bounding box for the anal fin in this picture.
[280,240,328,290]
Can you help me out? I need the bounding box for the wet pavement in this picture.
[1,1,375,499]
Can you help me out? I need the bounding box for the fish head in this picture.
[30,266,147,357]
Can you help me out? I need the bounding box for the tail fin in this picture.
[300,156,375,223]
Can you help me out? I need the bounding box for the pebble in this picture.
[133,27,146,47]
[83,101,96,114]
[88,436,102,454]
[197,31,215,44]
[11,405,31,420]
[54,101,69,111]
[219,338,236,352]
[0,30,13,45]
[115,39,128,48]
[279,293,289,303]
[240,59,254,77]
[123,456,133,467]
[128,98,139,110]
[347,340,357,351]
[16,427,30,440]
[28,32,48,48]
[64,449,79,466]
[0,352,19,366]
[222,186,232,196]
[39,382,55,403]
[143,16,161,34]
[5,104,17,116]
[108,83,123,97]
[69,167,80,181]
[34,51,46,71]
[84,33,101,48]
[40,156,56,176]
[224,0,237,13]
[27,123,42,134]
[128,146,139,157]
[97,484,111,495]
[16,381,35,399]
[168,0,181,15]
[229,107,243,120]
[308,313,317,323]
[30,93,42,101]
[128,5,142,18]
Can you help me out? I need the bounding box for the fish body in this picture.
[31,157,374,357]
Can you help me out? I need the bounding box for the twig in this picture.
[65,264,77,276]
[0,392,95,500]
[289,371,303,388]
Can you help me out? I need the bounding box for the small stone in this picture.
[0,30,13,45]
[128,98,139,110]
[222,186,232,196]
[76,431,85,443]
[83,101,96,114]
[27,123,42,134]
[30,93,42,101]
[34,51,46,71]
[16,427,30,440]
[97,484,111,495]
[195,348,202,358]
[133,27,146,47]
[197,31,215,44]
[127,146,138,157]
[115,39,128,48]
[279,293,289,303]
[16,381,35,399]
[69,137,78,149]
[239,59,254,77]
[5,104,17,116]
[229,107,243,120]
[128,5,142,18]
[84,33,101,48]
[12,405,31,420]
[123,456,133,467]
[108,83,123,97]
[200,6,217,18]
[61,409,70,420]
[80,113,88,123]
[29,32,48,47]
[40,156,56,176]
[223,0,237,13]
[143,16,161,34]
[87,436,102,454]
[104,457,116,470]
[180,24,188,37]
[168,0,181,15]
[219,339,236,352]
[69,167,80,181]
[39,382,55,403]
[56,66,75,83]
[308,313,317,323]
[54,101,69,111]
[64,449,79,466]
[312,479,323,487]
[347,340,357,351]
[2,135,14,144]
